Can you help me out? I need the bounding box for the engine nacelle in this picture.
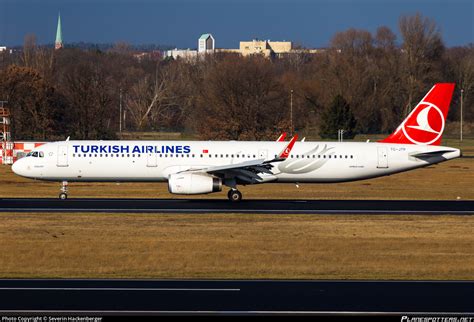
[168,173,222,195]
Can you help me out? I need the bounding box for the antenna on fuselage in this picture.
[66,136,70,141]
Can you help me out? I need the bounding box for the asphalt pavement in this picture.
[0,198,472,214]
[0,279,473,315]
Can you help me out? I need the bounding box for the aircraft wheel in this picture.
[59,193,68,200]
[228,189,242,202]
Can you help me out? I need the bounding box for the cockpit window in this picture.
[26,151,44,158]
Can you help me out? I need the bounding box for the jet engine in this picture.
[168,173,222,195]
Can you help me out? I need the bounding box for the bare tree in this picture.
[60,52,115,139]
[331,28,373,58]
[328,29,382,131]
[373,26,404,132]
[194,56,288,140]
[20,33,55,81]
[0,65,61,139]
[458,46,474,115]
[375,26,397,51]
[1,14,471,141]
[125,66,177,130]
[399,13,444,115]
[108,41,132,55]
[22,34,37,68]
[445,45,474,122]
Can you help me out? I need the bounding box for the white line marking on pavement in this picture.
[0,288,240,291]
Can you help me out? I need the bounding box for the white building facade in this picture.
[198,33,215,53]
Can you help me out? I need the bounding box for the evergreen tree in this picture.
[319,95,357,140]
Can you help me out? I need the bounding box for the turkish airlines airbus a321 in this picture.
[12,83,461,202]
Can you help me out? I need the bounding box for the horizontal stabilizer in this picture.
[410,150,456,158]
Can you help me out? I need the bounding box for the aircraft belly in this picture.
[276,170,362,183]
[45,159,167,181]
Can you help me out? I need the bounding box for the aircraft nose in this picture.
[12,158,26,176]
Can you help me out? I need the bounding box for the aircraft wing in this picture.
[176,158,276,184]
[207,159,274,184]
[205,159,267,173]
[178,135,298,184]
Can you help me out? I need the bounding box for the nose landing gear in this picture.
[227,189,242,202]
[59,181,68,200]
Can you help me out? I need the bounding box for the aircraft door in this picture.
[377,147,388,168]
[57,145,68,167]
[147,153,157,167]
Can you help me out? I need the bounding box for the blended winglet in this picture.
[276,132,287,142]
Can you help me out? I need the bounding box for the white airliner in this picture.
[12,83,461,201]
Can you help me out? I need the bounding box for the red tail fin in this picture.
[380,83,455,146]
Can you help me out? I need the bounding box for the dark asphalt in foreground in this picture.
[0,198,472,214]
[0,279,473,314]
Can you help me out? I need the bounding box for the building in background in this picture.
[198,33,215,53]
[163,48,198,61]
[163,33,216,61]
[55,13,63,50]
[239,39,292,57]
[164,33,324,61]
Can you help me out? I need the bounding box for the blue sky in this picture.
[0,0,472,48]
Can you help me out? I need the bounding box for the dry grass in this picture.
[0,213,472,280]
[0,157,472,200]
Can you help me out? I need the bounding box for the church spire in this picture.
[55,12,63,50]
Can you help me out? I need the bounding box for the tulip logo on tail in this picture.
[380,83,455,146]
[402,102,445,145]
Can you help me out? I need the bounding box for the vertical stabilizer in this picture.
[380,83,455,146]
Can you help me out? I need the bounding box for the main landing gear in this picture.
[227,189,242,202]
[59,181,68,200]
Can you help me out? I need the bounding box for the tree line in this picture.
[0,13,472,141]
